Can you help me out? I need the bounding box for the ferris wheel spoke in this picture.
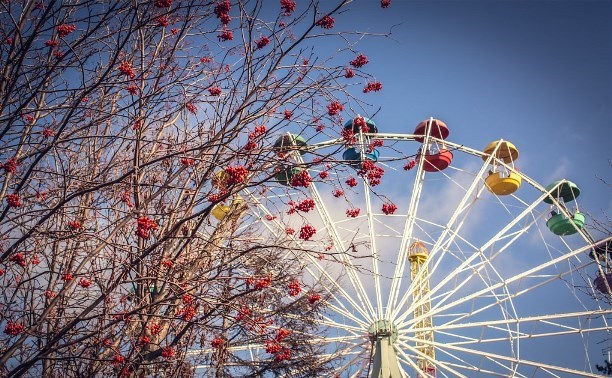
[403,240,607,334]
[395,340,469,378]
[293,154,377,322]
[397,187,560,326]
[359,153,384,319]
[242,187,376,322]
[386,148,427,319]
[318,316,366,335]
[425,337,602,377]
[303,263,373,325]
[391,158,493,320]
[329,342,372,377]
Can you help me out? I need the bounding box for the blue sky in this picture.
[336,0,611,230]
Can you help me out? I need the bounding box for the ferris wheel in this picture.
[200,117,611,377]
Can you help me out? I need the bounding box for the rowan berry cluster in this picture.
[136,216,158,239]
[224,165,248,185]
[280,0,296,16]
[327,101,344,116]
[289,170,312,188]
[403,160,416,170]
[382,203,398,215]
[57,24,76,37]
[350,54,369,68]
[118,62,135,78]
[308,292,322,304]
[363,81,383,93]
[346,208,360,218]
[4,321,24,336]
[345,177,358,187]
[299,224,316,240]
[255,36,270,49]
[214,0,231,25]
[287,279,301,296]
[316,15,335,29]
[208,86,222,96]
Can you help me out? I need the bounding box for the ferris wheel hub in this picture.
[368,319,398,343]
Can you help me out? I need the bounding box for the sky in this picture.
[336,0,611,228]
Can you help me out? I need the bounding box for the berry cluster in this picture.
[344,67,355,78]
[285,227,295,235]
[126,84,138,95]
[118,61,135,78]
[235,306,252,322]
[6,194,22,208]
[245,124,266,150]
[179,305,197,321]
[274,348,292,362]
[318,171,329,179]
[280,0,296,16]
[10,253,26,267]
[350,54,369,68]
[287,279,301,296]
[341,128,356,145]
[214,0,231,25]
[363,81,383,93]
[180,157,195,166]
[208,86,222,96]
[275,328,291,342]
[210,337,224,349]
[2,158,18,174]
[266,340,282,354]
[255,36,270,49]
[403,160,416,170]
[382,203,398,215]
[358,160,385,186]
[381,0,391,7]
[218,29,233,41]
[112,355,125,365]
[352,116,369,132]
[139,336,151,345]
[283,109,293,120]
[308,292,322,304]
[156,15,169,27]
[368,138,384,152]
[254,274,272,290]
[326,101,344,116]
[185,102,197,114]
[224,165,248,185]
[299,224,316,240]
[287,198,315,214]
[316,15,335,29]
[136,216,158,239]
[332,188,344,197]
[68,220,82,230]
[161,347,175,358]
[57,24,76,37]
[289,170,312,188]
[346,208,360,218]
[345,177,358,187]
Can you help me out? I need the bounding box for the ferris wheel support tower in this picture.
[408,242,436,377]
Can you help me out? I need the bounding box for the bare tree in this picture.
[0,0,390,376]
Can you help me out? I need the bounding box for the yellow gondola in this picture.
[482,140,521,195]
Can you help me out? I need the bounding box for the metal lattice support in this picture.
[408,241,436,377]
